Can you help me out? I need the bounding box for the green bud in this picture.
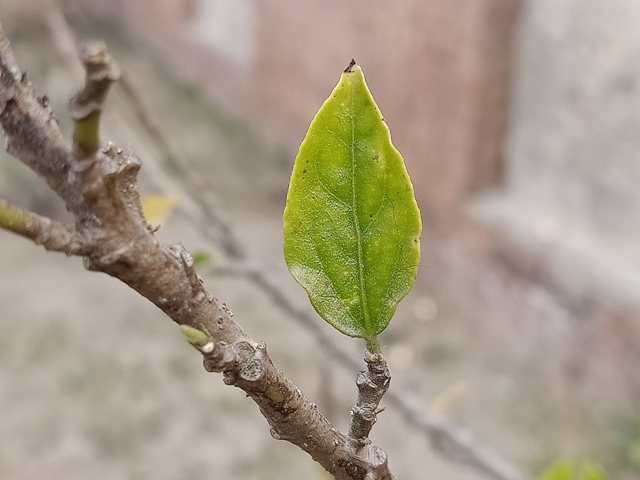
[180,325,211,348]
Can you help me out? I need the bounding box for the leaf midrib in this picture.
[349,83,371,337]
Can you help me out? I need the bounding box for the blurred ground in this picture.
[1,12,639,480]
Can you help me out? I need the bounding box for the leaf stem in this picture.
[365,335,382,359]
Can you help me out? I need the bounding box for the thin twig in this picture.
[0,199,83,253]
[348,354,391,445]
[69,40,120,157]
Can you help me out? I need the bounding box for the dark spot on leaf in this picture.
[369,214,373,218]
[303,169,307,174]
[372,155,379,162]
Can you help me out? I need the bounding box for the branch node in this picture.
[80,41,121,84]
[238,341,266,382]
[201,341,215,354]
[222,371,237,384]
[180,248,194,269]
[202,340,237,376]
[100,143,142,177]
[180,324,213,349]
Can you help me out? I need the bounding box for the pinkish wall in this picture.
[253,0,519,225]
[88,0,520,226]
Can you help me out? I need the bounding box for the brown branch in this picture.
[0,22,395,480]
[349,354,391,445]
[0,26,74,211]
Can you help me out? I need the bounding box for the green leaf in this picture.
[283,60,421,339]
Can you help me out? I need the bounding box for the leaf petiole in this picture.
[364,335,383,361]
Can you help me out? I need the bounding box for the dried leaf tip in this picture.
[344,58,357,73]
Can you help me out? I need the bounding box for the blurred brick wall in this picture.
[86,0,520,226]
[253,0,520,225]
[87,0,195,31]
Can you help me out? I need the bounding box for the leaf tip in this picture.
[344,58,357,73]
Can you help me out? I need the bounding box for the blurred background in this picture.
[1,0,639,479]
